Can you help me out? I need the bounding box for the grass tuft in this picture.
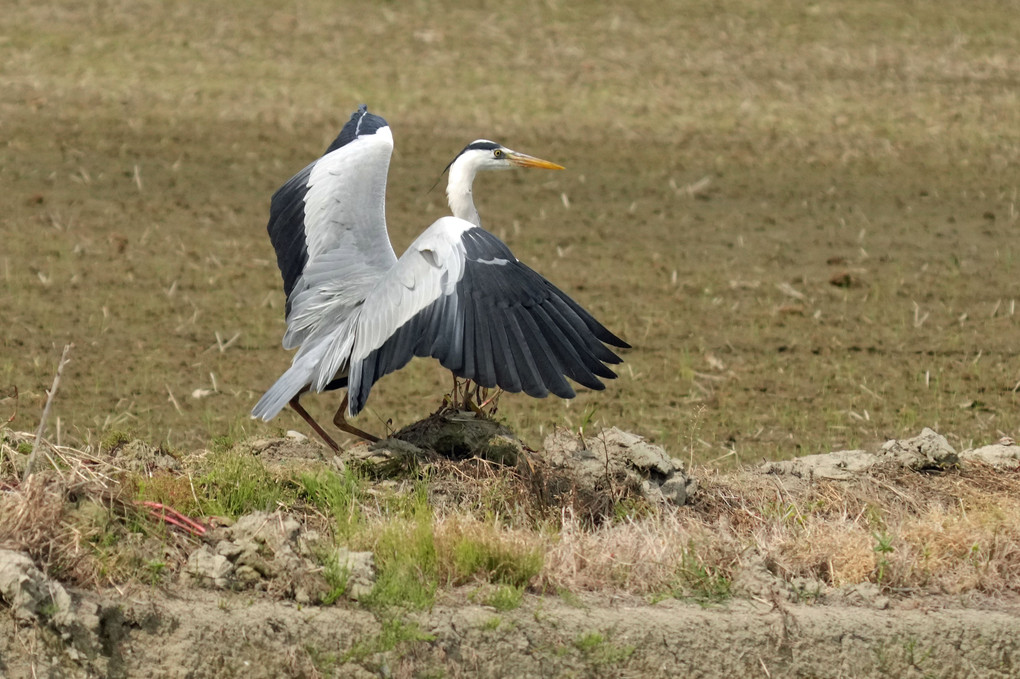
[362,513,439,610]
[483,584,525,611]
[342,617,437,663]
[196,451,288,518]
[449,532,543,589]
[297,467,365,537]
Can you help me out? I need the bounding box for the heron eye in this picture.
[493,149,503,158]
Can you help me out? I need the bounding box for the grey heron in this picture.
[251,106,629,449]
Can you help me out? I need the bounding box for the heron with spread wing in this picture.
[252,106,629,450]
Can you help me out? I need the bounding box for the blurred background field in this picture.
[1,0,1018,462]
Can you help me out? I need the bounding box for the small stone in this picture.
[0,549,73,624]
[335,548,377,601]
[658,477,695,505]
[233,564,262,587]
[185,547,233,588]
[879,427,958,470]
[215,540,244,560]
[960,444,1020,469]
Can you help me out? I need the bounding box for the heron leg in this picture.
[332,394,381,443]
[479,387,503,411]
[289,396,339,452]
[450,374,461,409]
[448,373,481,412]
[462,378,479,411]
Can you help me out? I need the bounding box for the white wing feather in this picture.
[284,126,399,349]
[294,216,471,396]
[351,217,472,362]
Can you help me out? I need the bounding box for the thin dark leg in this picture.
[289,396,339,451]
[449,373,481,412]
[462,378,479,412]
[332,393,381,443]
[451,373,461,409]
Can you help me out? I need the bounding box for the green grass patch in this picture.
[363,514,439,610]
[319,551,351,606]
[196,451,290,518]
[450,533,543,589]
[64,497,176,584]
[296,467,366,537]
[304,644,338,675]
[99,430,131,452]
[342,617,436,663]
[383,479,432,518]
[650,545,732,605]
[209,435,237,454]
[572,631,636,666]
[483,584,525,611]
[133,472,202,518]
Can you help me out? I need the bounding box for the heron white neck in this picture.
[446,159,481,227]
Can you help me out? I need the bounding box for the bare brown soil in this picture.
[2,0,1018,461]
[5,586,1020,679]
[2,1,1020,676]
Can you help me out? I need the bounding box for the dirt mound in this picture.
[761,427,960,480]
[760,427,1018,480]
[361,413,695,523]
[5,425,1020,677]
[541,426,696,506]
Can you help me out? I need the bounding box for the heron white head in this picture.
[444,140,564,227]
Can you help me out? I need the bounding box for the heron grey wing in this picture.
[301,123,396,270]
[266,106,398,319]
[343,219,628,416]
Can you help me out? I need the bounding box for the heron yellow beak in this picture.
[507,151,565,170]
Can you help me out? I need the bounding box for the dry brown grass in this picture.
[5,429,1020,601]
[0,431,200,587]
[535,465,1020,598]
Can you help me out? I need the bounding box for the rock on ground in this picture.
[877,427,959,470]
[541,427,696,506]
[764,428,1020,480]
[763,428,959,480]
[0,548,74,625]
[182,510,376,604]
[960,441,1020,469]
[334,547,376,601]
[0,549,111,674]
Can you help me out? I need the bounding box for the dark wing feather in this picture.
[266,163,315,314]
[325,105,388,154]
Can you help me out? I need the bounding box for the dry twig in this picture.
[24,344,73,480]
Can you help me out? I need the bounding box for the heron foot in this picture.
[333,394,381,443]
